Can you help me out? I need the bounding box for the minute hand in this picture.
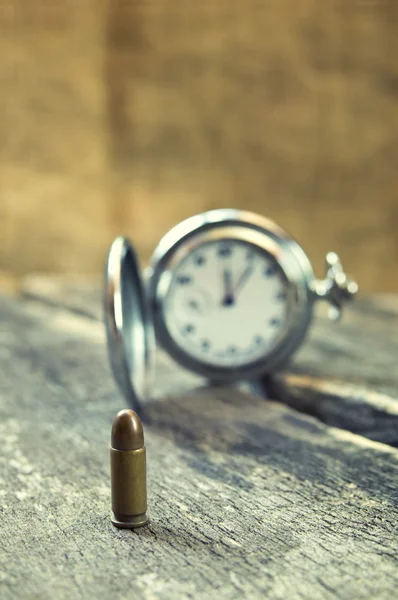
[233,265,254,297]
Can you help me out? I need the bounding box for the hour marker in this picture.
[227,345,237,354]
[188,299,199,311]
[265,265,276,277]
[177,275,192,285]
[255,335,264,346]
[183,324,195,334]
[218,246,232,258]
[195,255,206,266]
[270,318,281,327]
[276,290,287,301]
[201,340,210,350]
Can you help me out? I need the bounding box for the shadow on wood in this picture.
[143,385,398,503]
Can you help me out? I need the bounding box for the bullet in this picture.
[110,409,148,529]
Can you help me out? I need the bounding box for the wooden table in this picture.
[1,279,397,599]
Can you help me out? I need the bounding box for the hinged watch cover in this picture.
[104,237,155,415]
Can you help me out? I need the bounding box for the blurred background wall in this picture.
[0,0,397,293]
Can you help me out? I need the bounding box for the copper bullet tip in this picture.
[111,409,144,451]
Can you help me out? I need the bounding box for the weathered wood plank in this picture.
[0,295,398,599]
[20,278,398,445]
[268,375,398,447]
[21,274,102,321]
[289,297,398,392]
[265,295,398,444]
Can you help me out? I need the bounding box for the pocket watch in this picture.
[104,209,358,413]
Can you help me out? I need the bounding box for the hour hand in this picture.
[222,269,234,306]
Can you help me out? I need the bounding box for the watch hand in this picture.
[222,269,234,306]
[233,265,254,297]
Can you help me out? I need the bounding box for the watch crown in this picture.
[311,252,358,320]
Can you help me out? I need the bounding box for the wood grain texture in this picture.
[1,1,398,291]
[266,294,398,445]
[1,293,398,599]
[20,276,398,449]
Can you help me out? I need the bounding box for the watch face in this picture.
[162,239,289,368]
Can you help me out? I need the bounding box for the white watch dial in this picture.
[163,239,289,368]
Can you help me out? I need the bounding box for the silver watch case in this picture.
[104,209,357,410]
[147,209,315,383]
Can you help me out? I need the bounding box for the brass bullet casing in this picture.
[110,409,148,529]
